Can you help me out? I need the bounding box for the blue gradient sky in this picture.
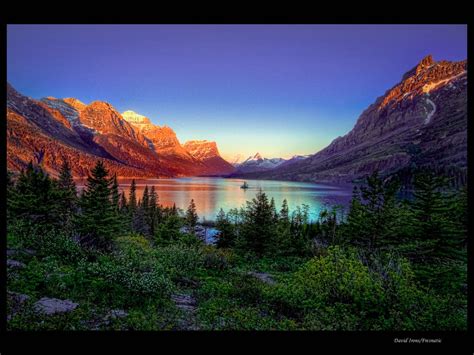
[7,25,467,161]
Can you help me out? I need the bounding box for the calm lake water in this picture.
[76,177,353,222]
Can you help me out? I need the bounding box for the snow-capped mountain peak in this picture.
[235,153,286,173]
[122,110,152,125]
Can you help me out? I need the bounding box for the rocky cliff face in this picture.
[183,140,235,175]
[7,85,232,178]
[122,110,195,158]
[236,55,467,183]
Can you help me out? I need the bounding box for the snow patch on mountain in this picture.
[122,110,152,125]
[40,98,80,126]
[425,98,436,125]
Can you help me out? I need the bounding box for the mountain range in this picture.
[7,85,235,178]
[233,55,467,184]
[7,55,467,184]
[230,153,311,174]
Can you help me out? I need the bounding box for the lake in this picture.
[76,177,353,222]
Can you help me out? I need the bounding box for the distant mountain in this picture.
[228,154,244,167]
[183,140,235,175]
[231,153,286,174]
[276,154,312,169]
[7,84,232,178]
[235,55,467,184]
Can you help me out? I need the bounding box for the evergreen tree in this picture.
[275,199,294,255]
[119,192,128,213]
[56,159,78,230]
[171,203,178,216]
[132,199,150,236]
[185,199,198,233]
[346,171,399,251]
[142,186,150,216]
[270,197,278,223]
[238,190,277,256]
[287,204,311,256]
[409,172,465,262]
[110,174,120,212]
[280,199,289,223]
[344,186,366,245]
[9,162,61,230]
[128,179,137,213]
[148,186,161,235]
[75,160,119,250]
[216,208,236,248]
[7,170,15,223]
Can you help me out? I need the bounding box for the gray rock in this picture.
[34,297,79,315]
[248,271,276,285]
[7,248,36,256]
[172,293,196,312]
[7,259,26,269]
[106,309,128,320]
[7,291,30,321]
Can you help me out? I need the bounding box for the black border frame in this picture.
[0,11,472,354]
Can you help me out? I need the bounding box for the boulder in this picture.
[248,271,276,285]
[34,297,79,315]
[7,259,26,269]
[7,291,30,321]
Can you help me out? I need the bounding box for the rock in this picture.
[7,259,26,269]
[183,140,235,175]
[171,292,199,330]
[7,291,30,321]
[248,271,276,285]
[172,293,196,313]
[105,309,128,320]
[34,297,79,315]
[7,248,36,257]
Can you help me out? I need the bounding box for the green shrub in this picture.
[153,244,205,281]
[267,246,466,330]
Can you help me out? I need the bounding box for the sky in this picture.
[7,24,467,162]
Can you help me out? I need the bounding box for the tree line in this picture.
[7,159,467,294]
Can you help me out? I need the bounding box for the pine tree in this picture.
[347,171,399,251]
[238,190,277,256]
[148,186,161,235]
[142,186,150,216]
[128,179,137,213]
[270,197,278,223]
[110,174,120,212]
[275,199,293,255]
[76,160,119,250]
[344,186,366,245]
[216,208,236,248]
[7,170,15,223]
[287,204,311,256]
[56,159,78,230]
[406,171,467,290]
[132,199,150,236]
[119,192,128,213]
[9,162,61,229]
[185,199,198,233]
[409,172,465,262]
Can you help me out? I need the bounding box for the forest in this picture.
[6,159,467,330]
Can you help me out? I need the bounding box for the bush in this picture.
[202,247,234,271]
[267,246,466,330]
[152,244,205,281]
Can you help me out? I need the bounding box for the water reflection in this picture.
[76,177,353,221]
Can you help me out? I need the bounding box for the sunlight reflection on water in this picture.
[76,177,353,221]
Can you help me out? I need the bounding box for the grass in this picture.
[7,232,467,331]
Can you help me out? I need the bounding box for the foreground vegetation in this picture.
[6,160,467,330]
